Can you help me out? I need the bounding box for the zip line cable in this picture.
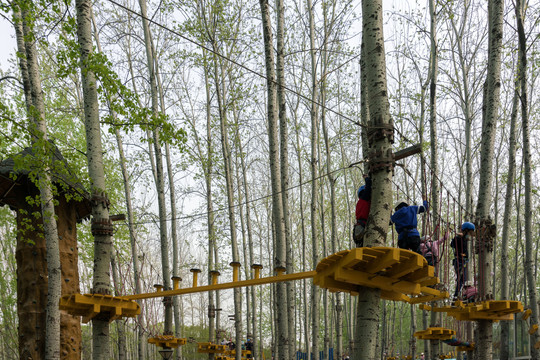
[393,126,472,220]
[6,0,473,233]
[103,0,474,226]
[121,160,362,226]
[104,0,373,130]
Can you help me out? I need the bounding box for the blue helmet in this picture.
[357,185,365,198]
[461,222,475,231]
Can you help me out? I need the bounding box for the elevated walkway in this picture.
[314,247,448,303]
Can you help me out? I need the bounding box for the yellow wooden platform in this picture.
[225,349,252,357]
[59,293,140,323]
[456,344,474,351]
[148,335,186,348]
[314,247,448,303]
[420,300,523,321]
[197,342,228,353]
[414,327,455,340]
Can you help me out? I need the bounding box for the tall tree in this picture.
[13,2,61,358]
[259,0,289,358]
[275,1,295,357]
[428,0,440,358]
[306,0,320,357]
[137,0,173,335]
[474,0,503,358]
[515,0,540,355]
[75,0,113,357]
[499,58,519,360]
[353,0,394,359]
[90,12,146,356]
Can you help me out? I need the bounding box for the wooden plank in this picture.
[384,255,424,279]
[370,248,400,273]
[402,266,434,283]
[380,290,410,302]
[394,144,422,161]
[335,267,420,294]
[318,276,359,294]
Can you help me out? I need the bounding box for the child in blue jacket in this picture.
[390,197,428,255]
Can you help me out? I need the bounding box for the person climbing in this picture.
[245,338,254,358]
[419,229,449,270]
[462,280,478,303]
[353,173,372,247]
[390,197,429,254]
[451,222,475,300]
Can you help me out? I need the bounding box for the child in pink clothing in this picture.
[419,230,449,270]
[462,282,478,302]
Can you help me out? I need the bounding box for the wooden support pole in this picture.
[394,144,422,162]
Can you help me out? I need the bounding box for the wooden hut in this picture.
[0,145,91,359]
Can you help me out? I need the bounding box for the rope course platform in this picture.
[59,293,140,323]
[413,327,455,340]
[456,344,474,352]
[148,335,186,348]
[314,247,448,303]
[420,300,523,321]
[225,349,252,357]
[197,342,228,353]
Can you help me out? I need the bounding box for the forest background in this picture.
[0,0,539,358]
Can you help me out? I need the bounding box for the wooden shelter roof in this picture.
[0,143,91,221]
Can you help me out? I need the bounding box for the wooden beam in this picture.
[394,143,422,161]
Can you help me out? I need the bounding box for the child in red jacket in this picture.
[353,174,371,247]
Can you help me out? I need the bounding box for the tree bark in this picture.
[259,0,289,358]
[75,0,113,357]
[474,0,503,358]
[515,0,540,355]
[137,0,173,335]
[306,0,320,357]
[210,37,243,360]
[275,1,295,357]
[499,62,519,360]
[428,0,440,357]
[111,252,127,360]
[15,3,61,358]
[353,0,393,359]
[202,62,217,360]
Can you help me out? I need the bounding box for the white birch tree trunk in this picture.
[306,0,320,357]
[275,1,295,357]
[474,0,503,358]
[137,0,173,334]
[202,63,217,360]
[428,1,440,357]
[354,0,393,358]
[114,128,146,358]
[210,41,243,360]
[515,0,540,355]
[499,61,519,360]
[15,3,61,358]
[111,251,127,360]
[75,0,113,357]
[259,0,288,358]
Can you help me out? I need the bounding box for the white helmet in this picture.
[394,200,408,211]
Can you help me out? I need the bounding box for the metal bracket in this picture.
[368,123,394,145]
[368,148,395,173]
[474,218,496,254]
[91,192,110,209]
[91,218,113,236]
